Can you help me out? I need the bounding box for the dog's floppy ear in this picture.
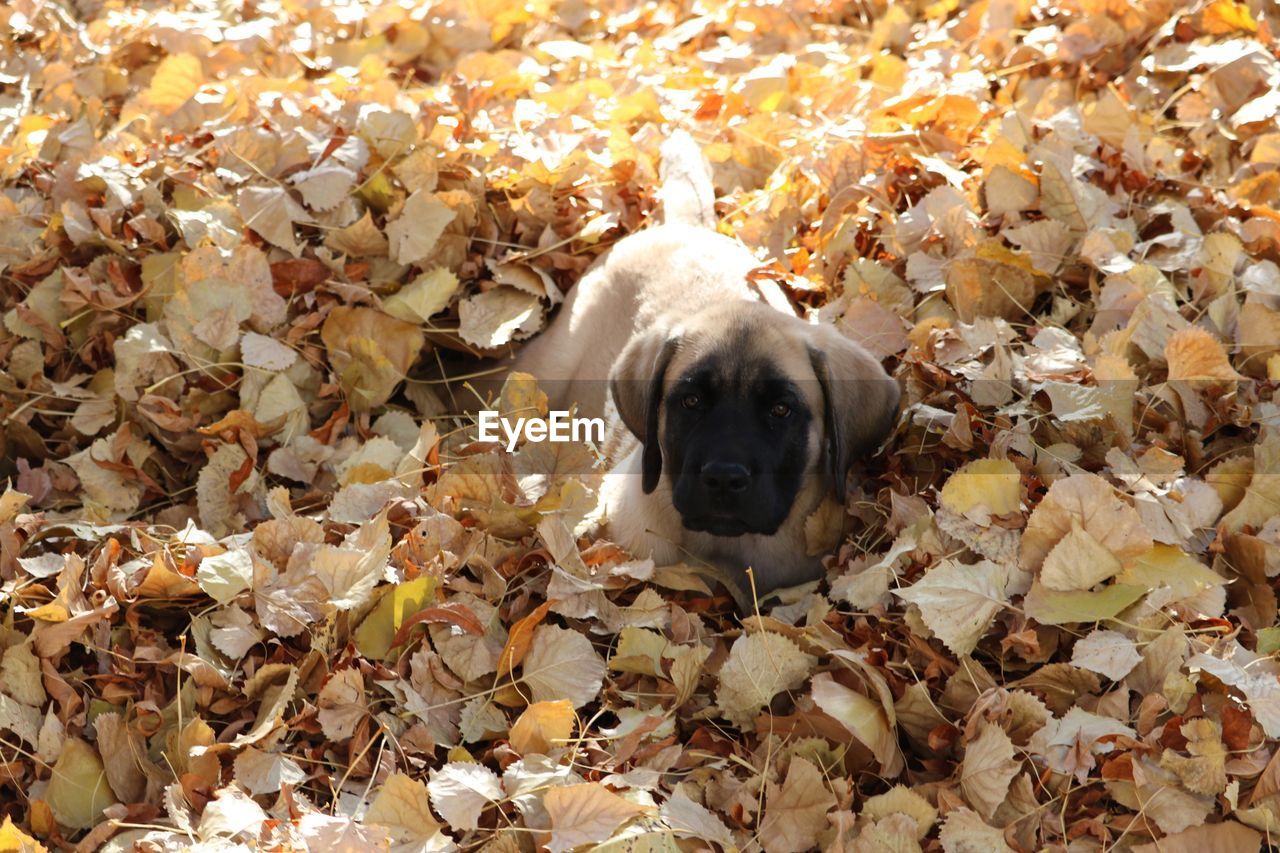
[808,329,900,503]
[610,329,680,494]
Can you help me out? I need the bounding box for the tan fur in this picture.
[510,137,898,604]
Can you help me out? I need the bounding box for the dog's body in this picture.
[510,133,899,601]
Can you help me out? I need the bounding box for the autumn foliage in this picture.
[3,0,1280,850]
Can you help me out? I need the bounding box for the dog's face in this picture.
[662,343,816,535]
[610,302,899,539]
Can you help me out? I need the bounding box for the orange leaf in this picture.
[496,600,552,678]
[1164,327,1242,382]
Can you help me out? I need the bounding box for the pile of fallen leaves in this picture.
[4,0,1280,848]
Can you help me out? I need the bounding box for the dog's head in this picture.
[609,302,899,538]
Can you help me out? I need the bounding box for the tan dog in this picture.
[511,132,899,603]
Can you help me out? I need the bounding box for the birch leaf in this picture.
[895,559,1008,655]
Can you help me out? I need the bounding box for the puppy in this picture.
[510,132,899,603]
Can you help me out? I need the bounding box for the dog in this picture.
[508,132,900,604]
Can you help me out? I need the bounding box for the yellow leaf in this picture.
[1199,0,1257,34]
[509,700,575,755]
[0,815,47,853]
[1117,545,1224,601]
[353,576,436,660]
[320,306,425,412]
[1022,582,1145,625]
[939,458,1021,519]
[0,488,31,525]
[608,627,669,676]
[146,54,203,115]
[46,738,117,830]
[383,268,459,324]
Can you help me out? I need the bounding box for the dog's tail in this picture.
[656,130,716,228]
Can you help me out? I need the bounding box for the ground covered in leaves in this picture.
[4,0,1280,849]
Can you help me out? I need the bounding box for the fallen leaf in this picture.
[1165,326,1242,382]
[45,738,117,830]
[715,632,816,726]
[388,191,456,266]
[509,700,575,755]
[759,757,836,853]
[427,762,502,831]
[458,287,545,349]
[895,559,1008,655]
[366,772,452,848]
[939,458,1022,520]
[938,807,1014,853]
[544,783,646,852]
[520,624,606,708]
[960,724,1019,820]
[320,306,425,411]
[1021,473,1153,573]
[1070,629,1142,681]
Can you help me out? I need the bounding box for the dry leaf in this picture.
[520,625,606,708]
[860,785,937,839]
[759,757,836,853]
[938,808,1014,853]
[939,458,1022,520]
[1070,629,1141,681]
[1165,327,1242,382]
[1039,521,1122,591]
[544,783,646,852]
[960,725,1020,820]
[509,700,575,755]
[427,762,503,831]
[811,672,903,776]
[895,559,1008,655]
[715,632,816,726]
[458,287,545,349]
[1021,473,1153,573]
[45,738,117,830]
[366,773,451,848]
[320,306,425,411]
[389,191,456,266]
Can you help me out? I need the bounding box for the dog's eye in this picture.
[681,394,701,409]
[770,402,792,418]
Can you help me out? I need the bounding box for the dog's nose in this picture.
[700,462,750,494]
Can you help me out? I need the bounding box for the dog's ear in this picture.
[808,329,899,503]
[610,329,680,494]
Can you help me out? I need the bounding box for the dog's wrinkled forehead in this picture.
[665,306,820,402]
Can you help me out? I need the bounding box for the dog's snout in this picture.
[700,461,751,494]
